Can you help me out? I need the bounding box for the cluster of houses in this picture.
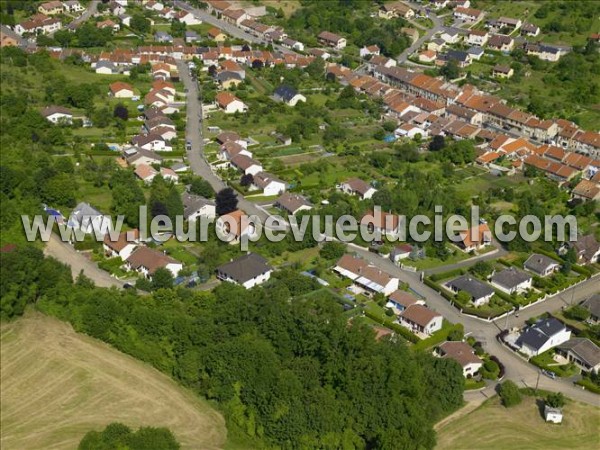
[213,130,289,197]
[333,253,446,338]
[13,1,86,36]
[63,201,182,280]
[442,246,599,309]
[425,24,569,68]
[324,62,600,168]
[508,302,600,376]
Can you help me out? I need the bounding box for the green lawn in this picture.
[436,395,600,450]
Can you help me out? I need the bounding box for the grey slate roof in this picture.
[273,85,299,102]
[216,253,272,284]
[524,253,559,274]
[518,318,566,351]
[557,338,600,368]
[447,275,494,300]
[182,193,215,220]
[491,268,531,290]
[582,294,600,319]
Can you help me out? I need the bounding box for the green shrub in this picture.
[498,380,522,407]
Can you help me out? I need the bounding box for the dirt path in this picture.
[43,234,124,288]
[1,312,226,450]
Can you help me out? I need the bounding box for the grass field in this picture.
[436,396,600,450]
[0,312,227,450]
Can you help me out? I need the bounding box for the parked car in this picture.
[542,369,556,379]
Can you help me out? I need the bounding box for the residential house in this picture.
[219,141,252,160]
[103,229,139,261]
[436,341,483,377]
[338,178,377,200]
[124,147,163,167]
[182,192,216,221]
[216,252,273,289]
[467,46,485,60]
[379,2,414,20]
[456,223,492,252]
[467,29,489,46]
[230,154,263,176]
[440,29,461,44]
[154,31,173,43]
[126,246,182,279]
[360,209,402,237]
[0,31,18,47]
[446,275,495,306]
[160,167,178,183]
[360,45,381,58]
[572,179,600,201]
[453,7,484,23]
[517,318,571,357]
[490,268,532,294]
[524,253,560,277]
[185,30,199,43]
[42,106,73,124]
[222,9,248,26]
[63,1,84,13]
[67,202,110,236]
[399,304,443,336]
[386,289,424,314]
[582,294,600,324]
[174,10,202,25]
[273,85,306,106]
[95,61,119,75]
[333,254,399,296]
[215,92,247,113]
[390,243,415,263]
[132,133,171,151]
[521,22,540,37]
[208,27,227,42]
[419,49,437,63]
[492,64,513,78]
[38,1,64,15]
[134,164,158,183]
[109,81,134,98]
[274,192,312,215]
[251,172,286,196]
[556,338,600,374]
[318,31,346,50]
[216,71,243,89]
[487,34,514,52]
[570,234,600,265]
[97,19,119,32]
[215,209,257,244]
[15,16,62,35]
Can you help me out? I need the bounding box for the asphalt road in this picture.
[397,2,445,64]
[177,60,285,230]
[65,0,98,31]
[174,1,294,55]
[350,245,600,405]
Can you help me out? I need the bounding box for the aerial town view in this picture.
[0,0,599,449]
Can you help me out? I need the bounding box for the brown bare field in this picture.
[1,312,227,450]
[436,396,600,450]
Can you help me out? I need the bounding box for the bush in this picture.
[564,304,590,321]
[546,392,565,408]
[498,380,522,407]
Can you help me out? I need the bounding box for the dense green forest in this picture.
[1,245,464,449]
